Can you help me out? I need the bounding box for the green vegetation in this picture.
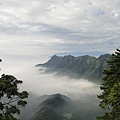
[97,49,120,120]
[31,107,62,120]
[29,94,103,120]
[31,94,69,120]
[0,60,29,120]
[37,54,111,83]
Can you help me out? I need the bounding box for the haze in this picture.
[0,55,100,102]
[0,0,119,104]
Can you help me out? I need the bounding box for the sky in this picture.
[0,0,119,97]
[0,0,120,59]
[0,0,120,78]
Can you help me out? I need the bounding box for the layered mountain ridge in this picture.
[36,54,112,83]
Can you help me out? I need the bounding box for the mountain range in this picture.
[36,54,112,83]
[22,54,112,120]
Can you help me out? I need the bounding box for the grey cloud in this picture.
[0,0,120,56]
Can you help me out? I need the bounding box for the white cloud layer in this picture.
[0,57,101,100]
[0,0,120,59]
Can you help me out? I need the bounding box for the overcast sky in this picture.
[0,0,120,64]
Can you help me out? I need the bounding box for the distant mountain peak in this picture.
[40,93,72,110]
[30,94,72,120]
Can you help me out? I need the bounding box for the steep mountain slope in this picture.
[25,94,103,120]
[30,94,72,120]
[20,94,51,120]
[36,54,112,83]
[40,94,69,109]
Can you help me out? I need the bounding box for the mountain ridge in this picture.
[25,93,103,120]
[36,54,112,83]
[30,94,72,120]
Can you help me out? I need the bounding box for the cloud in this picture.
[0,0,120,57]
[16,66,101,98]
[0,54,101,99]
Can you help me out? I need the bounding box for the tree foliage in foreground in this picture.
[0,74,29,120]
[97,48,120,120]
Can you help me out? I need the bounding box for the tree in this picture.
[0,73,29,120]
[97,48,120,120]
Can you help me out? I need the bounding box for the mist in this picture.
[0,54,103,120]
[0,54,101,100]
[18,66,102,120]
[21,69,101,99]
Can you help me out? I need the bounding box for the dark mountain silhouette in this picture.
[25,94,103,120]
[30,94,72,120]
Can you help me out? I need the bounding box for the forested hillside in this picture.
[36,54,112,83]
[20,94,103,120]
